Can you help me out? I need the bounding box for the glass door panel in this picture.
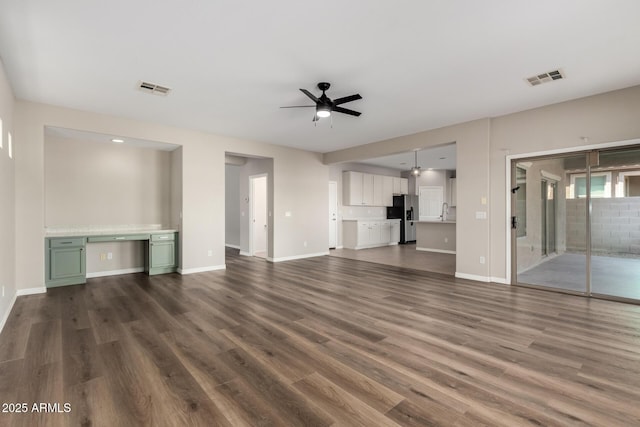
[515,154,587,293]
[590,147,640,300]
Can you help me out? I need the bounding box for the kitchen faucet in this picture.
[440,202,449,221]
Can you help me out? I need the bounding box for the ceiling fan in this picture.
[281,82,362,122]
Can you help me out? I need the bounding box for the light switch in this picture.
[285,211,292,217]
[475,211,487,220]
[481,197,487,205]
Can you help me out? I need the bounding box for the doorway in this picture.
[512,145,640,302]
[250,174,268,258]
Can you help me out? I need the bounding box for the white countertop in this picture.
[417,220,456,224]
[45,227,178,237]
[342,218,401,222]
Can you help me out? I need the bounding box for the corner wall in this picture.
[0,60,15,332]
[13,101,330,290]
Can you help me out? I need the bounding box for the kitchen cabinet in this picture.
[373,175,385,206]
[449,178,457,207]
[343,219,401,249]
[383,176,394,206]
[46,237,87,287]
[145,232,178,275]
[392,177,409,195]
[343,171,406,206]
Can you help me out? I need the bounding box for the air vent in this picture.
[138,81,172,96]
[525,69,565,86]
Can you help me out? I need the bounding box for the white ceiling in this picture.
[2,1,640,158]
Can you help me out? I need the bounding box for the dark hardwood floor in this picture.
[1,248,640,426]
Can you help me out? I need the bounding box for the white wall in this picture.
[0,59,15,332]
[13,100,329,290]
[225,164,241,248]
[44,135,172,227]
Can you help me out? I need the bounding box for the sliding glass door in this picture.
[513,146,640,302]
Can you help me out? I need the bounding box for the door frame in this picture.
[249,173,268,257]
[328,181,338,249]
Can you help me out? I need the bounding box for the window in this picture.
[8,132,12,159]
[569,172,611,198]
[516,166,527,238]
[616,170,640,197]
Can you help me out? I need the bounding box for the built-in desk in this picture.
[45,230,178,288]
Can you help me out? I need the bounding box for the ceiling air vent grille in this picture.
[138,81,172,96]
[525,69,565,86]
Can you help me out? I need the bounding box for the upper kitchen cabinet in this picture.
[343,171,406,206]
[393,177,409,195]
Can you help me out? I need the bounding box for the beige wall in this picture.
[0,60,15,330]
[225,164,241,248]
[491,85,640,282]
[325,87,640,283]
[44,135,172,227]
[13,100,330,289]
[325,119,491,282]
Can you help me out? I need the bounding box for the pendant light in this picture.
[410,150,421,176]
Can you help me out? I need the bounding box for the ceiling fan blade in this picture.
[333,106,361,117]
[280,105,315,108]
[333,94,362,105]
[300,89,319,103]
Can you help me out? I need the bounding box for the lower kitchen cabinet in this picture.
[46,237,87,287]
[343,220,401,250]
[145,232,178,275]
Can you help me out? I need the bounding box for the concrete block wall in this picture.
[566,197,640,256]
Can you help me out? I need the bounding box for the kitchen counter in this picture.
[416,221,456,254]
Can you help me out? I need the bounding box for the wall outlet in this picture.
[207,250,213,257]
[479,256,486,264]
[444,237,448,243]
[303,241,307,247]
[107,252,113,260]
[1,286,4,298]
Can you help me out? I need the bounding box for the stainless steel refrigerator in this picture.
[386,195,419,243]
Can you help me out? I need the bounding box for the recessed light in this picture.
[111,138,124,144]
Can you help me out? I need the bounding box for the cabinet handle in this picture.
[115,237,126,240]
[60,241,72,244]
[80,248,84,251]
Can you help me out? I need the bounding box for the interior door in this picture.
[329,181,338,249]
[251,175,267,258]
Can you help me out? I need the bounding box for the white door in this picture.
[251,175,268,258]
[419,186,444,220]
[329,181,338,248]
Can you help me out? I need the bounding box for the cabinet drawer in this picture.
[49,237,85,248]
[151,233,175,242]
[87,234,150,242]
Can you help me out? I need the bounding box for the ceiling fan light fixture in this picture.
[316,105,331,118]
[411,151,421,176]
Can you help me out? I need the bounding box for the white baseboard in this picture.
[267,251,329,263]
[178,264,226,275]
[0,292,18,336]
[17,287,47,296]
[225,244,240,249]
[455,272,491,283]
[490,276,510,285]
[416,247,456,254]
[87,267,144,278]
[239,251,251,257]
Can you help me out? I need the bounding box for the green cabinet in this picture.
[145,232,178,275]
[45,237,87,288]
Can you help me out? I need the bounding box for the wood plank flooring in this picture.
[1,248,640,426]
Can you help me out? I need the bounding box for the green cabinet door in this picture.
[145,233,178,275]
[46,237,87,287]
